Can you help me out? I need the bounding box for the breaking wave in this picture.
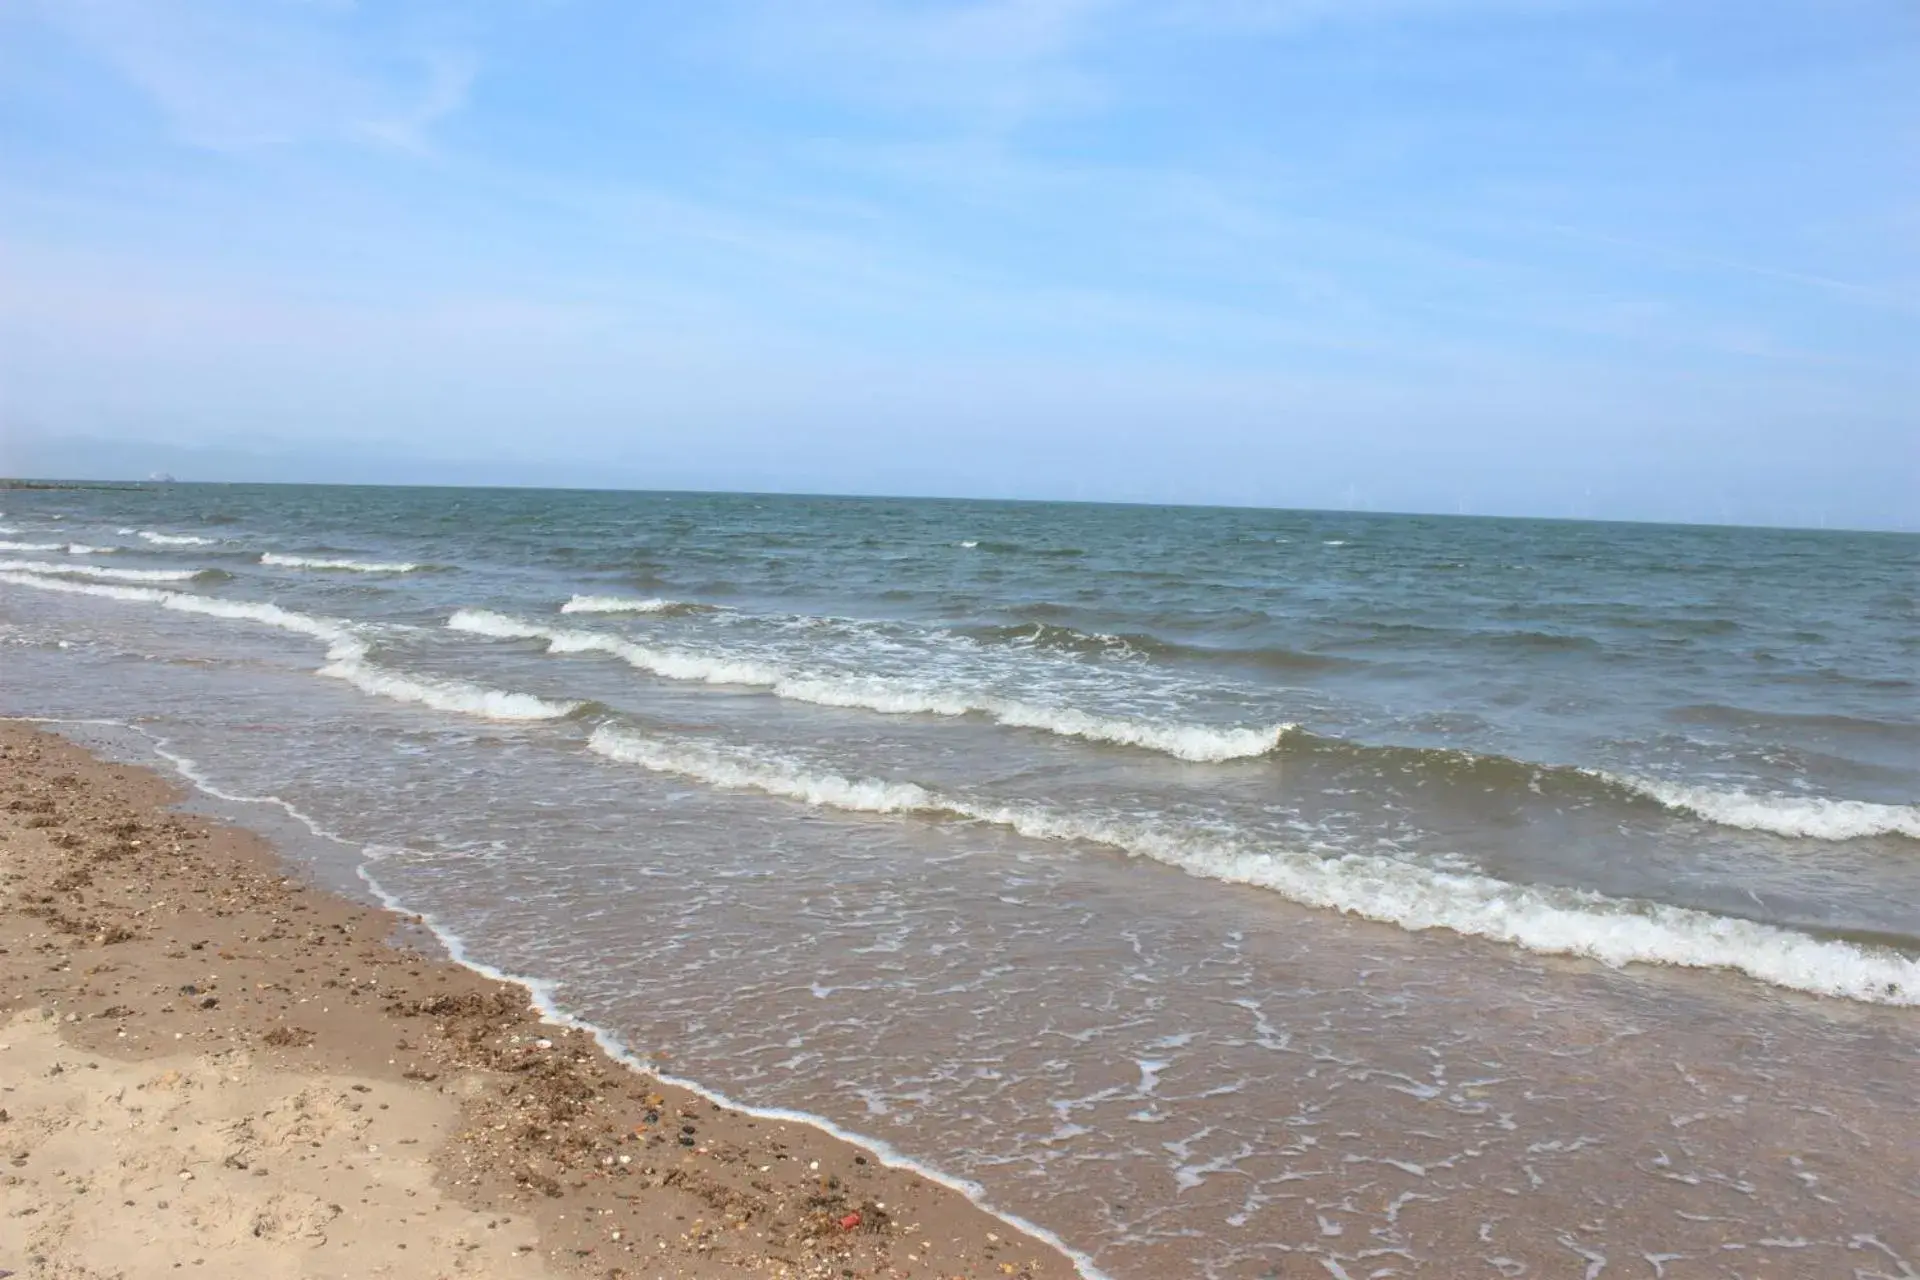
[585,724,1920,1006]
[138,530,217,546]
[966,621,1347,672]
[450,609,1289,762]
[560,594,716,616]
[314,650,581,720]
[261,552,422,573]
[0,573,577,722]
[0,540,63,552]
[1604,774,1920,841]
[0,558,212,584]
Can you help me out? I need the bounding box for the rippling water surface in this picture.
[3,483,1916,1277]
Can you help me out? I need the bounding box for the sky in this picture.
[0,0,1915,528]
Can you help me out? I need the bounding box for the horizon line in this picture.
[2,474,1909,538]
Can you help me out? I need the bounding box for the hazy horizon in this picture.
[3,446,1909,535]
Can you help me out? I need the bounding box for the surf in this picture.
[585,723,1920,1007]
[448,608,1291,763]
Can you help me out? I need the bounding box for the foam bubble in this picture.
[0,557,205,583]
[261,552,422,573]
[587,725,1920,1006]
[64,544,118,555]
[451,610,1289,762]
[1607,774,1920,841]
[138,530,217,546]
[0,540,64,552]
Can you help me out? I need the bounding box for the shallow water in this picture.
[3,484,1915,1276]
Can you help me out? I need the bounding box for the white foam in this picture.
[1608,774,1920,841]
[64,543,118,555]
[451,609,1289,763]
[587,724,1920,1007]
[261,552,422,573]
[0,557,204,583]
[316,651,580,720]
[560,594,689,614]
[0,573,577,722]
[0,540,63,552]
[138,530,217,546]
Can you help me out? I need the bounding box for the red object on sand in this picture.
[839,1212,862,1230]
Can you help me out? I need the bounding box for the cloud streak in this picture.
[31,0,476,151]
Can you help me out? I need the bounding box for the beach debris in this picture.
[839,1212,862,1231]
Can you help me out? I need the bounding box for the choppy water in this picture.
[3,483,1916,1277]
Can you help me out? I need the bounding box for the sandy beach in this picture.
[0,722,1079,1280]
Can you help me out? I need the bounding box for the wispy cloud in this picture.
[357,51,479,154]
[1156,0,1600,32]
[30,0,475,151]
[710,0,1114,126]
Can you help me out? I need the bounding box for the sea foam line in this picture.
[0,540,63,552]
[261,552,422,573]
[450,609,1289,763]
[1,715,1108,1280]
[0,573,577,722]
[586,724,1920,1007]
[0,557,206,584]
[1603,774,1920,842]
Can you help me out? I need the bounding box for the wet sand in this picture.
[0,723,1080,1280]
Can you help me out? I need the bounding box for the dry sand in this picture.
[0,723,1080,1280]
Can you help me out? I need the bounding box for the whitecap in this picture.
[0,540,63,552]
[262,552,422,573]
[587,725,1920,1007]
[137,530,217,546]
[450,609,1289,763]
[560,594,690,614]
[0,558,205,584]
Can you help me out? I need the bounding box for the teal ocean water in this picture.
[3,484,1916,1277]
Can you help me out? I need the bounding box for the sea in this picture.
[2,483,1915,1279]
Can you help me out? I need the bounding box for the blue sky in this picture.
[0,0,1914,527]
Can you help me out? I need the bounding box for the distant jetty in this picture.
[0,478,150,491]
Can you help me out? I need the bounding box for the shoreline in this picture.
[0,721,1085,1280]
